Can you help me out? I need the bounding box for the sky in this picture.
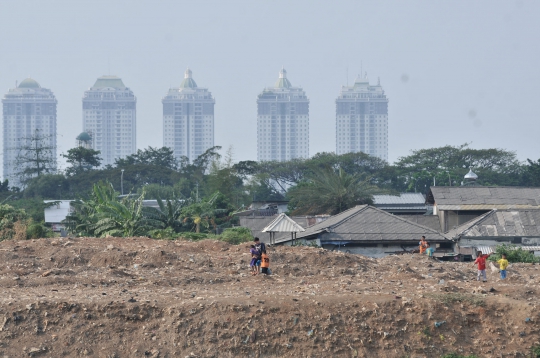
[0,0,539,170]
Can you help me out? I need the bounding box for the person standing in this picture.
[260,252,270,275]
[253,237,266,274]
[419,236,428,254]
[497,254,509,280]
[473,251,492,282]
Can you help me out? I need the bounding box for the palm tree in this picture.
[152,196,188,233]
[66,182,162,237]
[181,192,228,233]
[287,167,387,215]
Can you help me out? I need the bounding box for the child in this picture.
[249,245,259,275]
[425,243,435,258]
[472,251,492,282]
[497,253,509,279]
[260,252,270,275]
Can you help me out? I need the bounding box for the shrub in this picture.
[219,227,253,245]
[26,221,53,239]
[531,345,540,358]
[488,243,539,263]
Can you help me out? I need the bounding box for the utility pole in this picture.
[121,169,124,195]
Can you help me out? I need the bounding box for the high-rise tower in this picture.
[2,78,57,186]
[82,76,136,166]
[336,74,388,161]
[162,69,215,162]
[257,68,309,161]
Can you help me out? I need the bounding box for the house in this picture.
[44,200,74,232]
[276,205,452,258]
[373,193,430,215]
[446,209,540,256]
[426,186,540,232]
[234,201,290,217]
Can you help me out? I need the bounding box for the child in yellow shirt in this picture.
[497,254,509,280]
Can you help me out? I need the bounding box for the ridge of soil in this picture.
[0,237,539,357]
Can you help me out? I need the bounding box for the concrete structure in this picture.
[427,186,540,232]
[336,74,388,161]
[44,200,73,232]
[286,205,451,258]
[82,76,136,166]
[257,68,309,161]
[2,78,57,186]
[162,69,215,162]
[447,209,540,257]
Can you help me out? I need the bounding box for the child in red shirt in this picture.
[472,251,492,282]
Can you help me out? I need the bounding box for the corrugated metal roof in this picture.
[295,205,449,242]
[428,187,540,207]
[437,204,538,211]
[373,193,426,205]
[239,216,314,243]
[462,245,540,256]
[262,213,305,233]
[446,209,540,239]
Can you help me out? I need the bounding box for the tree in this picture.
[62,147,102,175]
[394,144,523,193]
[152,197,188,233]
[13,129,57,184]
[181,192,228,233]
[286,167,386,215]
[23,174,68,199]
[0,204,28,241]
[522,158,540,186]
[66,182,162,237]
[114,147,178,170]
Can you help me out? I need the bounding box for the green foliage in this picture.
[523,158,540,186]
[67,182,163,237]
[0,204,28,241]
[26,221,53,239]
[531,344,540,358]
[287,167,386,215]
[488,244,539,263]
[115,147,178,170]
[23,174,69,199]
[62,147,102,175]
[220,227,253,245]
[181,192,229,233]
[394,144,523,193]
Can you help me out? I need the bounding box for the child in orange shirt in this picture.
[260,252,270,275]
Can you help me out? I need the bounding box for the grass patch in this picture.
[531,345,540,358]
[427,293,485,307]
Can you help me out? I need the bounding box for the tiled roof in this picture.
[447,209,540,239]
[398,215,441,232]
[428,187,540,210]
[295,205,449,242]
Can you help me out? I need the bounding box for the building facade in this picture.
[336,74,388,161]
[257,69,309,161]
[82,76,136,166]
[162,69,215,163]
[2,78,57,186]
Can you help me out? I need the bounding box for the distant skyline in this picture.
[1,0,539,170]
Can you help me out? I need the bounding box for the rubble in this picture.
[0,237,538,357]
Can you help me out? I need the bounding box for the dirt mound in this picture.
[0,237,539,357]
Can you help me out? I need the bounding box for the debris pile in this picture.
[0,237,539,357]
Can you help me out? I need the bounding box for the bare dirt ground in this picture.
[0,237,539,358]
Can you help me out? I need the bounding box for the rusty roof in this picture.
[447,209,540,239]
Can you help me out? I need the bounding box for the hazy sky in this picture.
[1,0,539,169]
